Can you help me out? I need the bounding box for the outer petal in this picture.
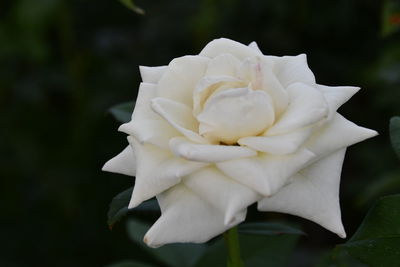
[139,66,168,84]
[248,41,262,53]
[258,149,348,238]
[151,97,207,144]
[183,167,260,225]
[128,137,206,208]
[266,82,328,135]
[238,127,313,155]
[144,184,246,247]
[306,114,378,162]
[217,148,315,196]
[273,54,316,88]
[318,84,360,119]
[157,56,209,107]
[199,38,262,60]
[102,145,136,176]
[119,83,179,148]
[169,137,257,163]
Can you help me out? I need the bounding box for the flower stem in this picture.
[223,226,244,267]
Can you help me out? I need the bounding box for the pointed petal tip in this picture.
[128,196,141,209]
[118,122,130,133]
[143,234,158,248]
[101,160,112,172]
[338,231,347,239]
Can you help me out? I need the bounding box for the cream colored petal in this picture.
[259,66,289,116]
[318,84,360,119]
[119,120,178,149]
[248,41,262,53]
[128,137,206,208]
[102,145,136,176]
[193,75,243,116]
[139,66,168,84]
[205,53,241,76]
[306,113,378,162]
[157,56,209,107]
[217,148,315,196]
[238,127,313,155]
[274,54,316,88]
[118,83,179,148]
[183,167,260,225]
[169,137,257,163]
[197,88,275,144]
[199,38,262,60]
[267,82,328,135]
[130,82,157,121]
[151,97,207,144]
[258,149,348,238]
[144,184,246,247]
[238,56,289,116]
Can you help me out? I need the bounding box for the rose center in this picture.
[196,87,275,145]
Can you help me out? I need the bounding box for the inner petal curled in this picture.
[197,87,275,144]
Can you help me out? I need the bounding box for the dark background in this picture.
[1,0,399,266]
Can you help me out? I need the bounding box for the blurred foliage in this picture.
[1,0,400,266]
[322,194,400,267]
[121,219,303,267]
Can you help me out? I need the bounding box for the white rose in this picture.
[103,38,377,248]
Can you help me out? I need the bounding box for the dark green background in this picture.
[1,0,399,266]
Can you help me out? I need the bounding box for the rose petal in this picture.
[266,82,328,135]
[157,56,209,107]
[318,84,360,119]
[139,66,168,84]
[192,75,243,116]
[144,184,246,247]
[248,41,262,53]
[128,137,206,208]
[199,38,262,60]
[197,88,275,144]
[306,113,378,162]
[205,53,241,77]
[151,97,207,144]
[258,149,347,238]
[169,137,257,163]
[217,148,315,196]
[238,56,289,115]
[183,167,260,225]
[102,145,136,176]
[238,127,313,155]
[273,54,316,88]
[119,120,178,149]
[118,83,179,148]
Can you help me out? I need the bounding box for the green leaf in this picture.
[339,194,400,267]
[106,260,157,267]
[126,219,207,267]
[239,234,300,267]
[126,219,301,267]
[238,222,305,236]
[355,171,400,207]
[107,187,133,229]
[194,239,226,267]
[317,249,367,267]
[108,188,160,229]
[195,230,301,267]
[118,0,145,15]
[390,116,400,159]
[108,101,135,123]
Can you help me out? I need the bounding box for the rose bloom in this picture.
[103,38,377,248]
